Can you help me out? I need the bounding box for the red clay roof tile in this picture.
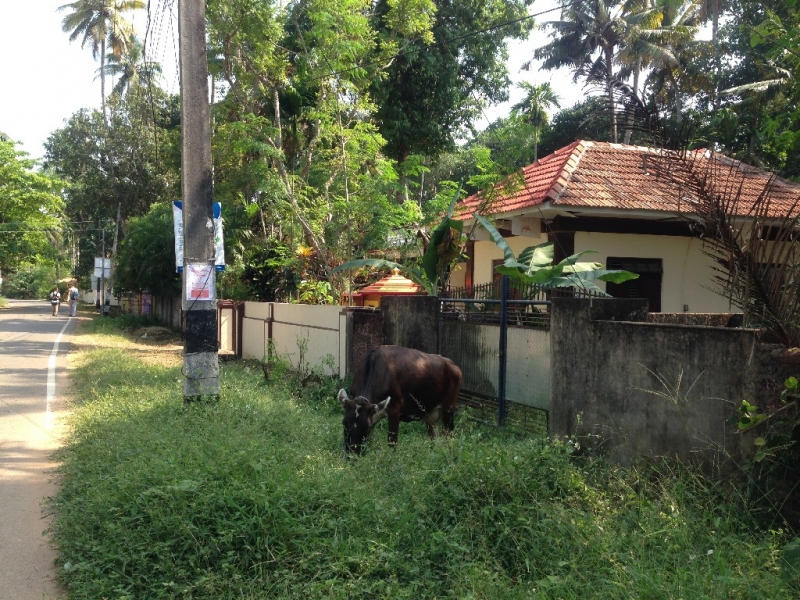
[457,140,800,220]
[356,268,423,295]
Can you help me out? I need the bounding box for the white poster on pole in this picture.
[173,201,184,271]
[186,263,215,301]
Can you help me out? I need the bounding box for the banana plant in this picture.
[475,214,638,295]
[330,185,464,296]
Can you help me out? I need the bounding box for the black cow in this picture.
[338,345,462,455]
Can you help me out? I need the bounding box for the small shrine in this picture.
[344,268,425,307]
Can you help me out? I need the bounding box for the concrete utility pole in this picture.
[179,0,219,401]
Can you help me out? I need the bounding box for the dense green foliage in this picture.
[704,0,800,176]
[0,263,63,300]
[51,317,799,598]
[41,0,800,300]
[44,89,181,278]
[370,0,534,162]
[240,238,303,302]
[113,202,181,296]
[0,139,64,274]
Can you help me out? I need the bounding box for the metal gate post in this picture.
[498,275,509,426]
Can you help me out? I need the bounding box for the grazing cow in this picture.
[338,345,462,455]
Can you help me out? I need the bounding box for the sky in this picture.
[0,0,583,161]
[0,0,179,159]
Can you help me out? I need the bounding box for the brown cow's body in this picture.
[339,345,462,454]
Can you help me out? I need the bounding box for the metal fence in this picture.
[439,280,606,434]
[441,280,552,328]
[438,277,561,435]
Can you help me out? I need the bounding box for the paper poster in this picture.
[185,263,215,301]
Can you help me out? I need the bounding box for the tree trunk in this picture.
[101,38,108,128]
[606,45,617,143]
[712,0,721,111]
[270,87,324,256]
[623,62,641,145]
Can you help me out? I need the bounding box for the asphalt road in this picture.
[0,299,75,600]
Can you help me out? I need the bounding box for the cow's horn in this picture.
[337,389,350,406]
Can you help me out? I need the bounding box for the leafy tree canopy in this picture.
[371,0,535,162]
[44,89,181,280]
[108,202,181,296]
[0,139,64,273]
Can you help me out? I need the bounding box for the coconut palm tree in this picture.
[617,0,700,143]
[59,0,145,124]
[100,34,162,97]
[535,0,632,142]
[512,82,561,162]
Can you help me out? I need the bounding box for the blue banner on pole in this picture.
[173,201,226,273]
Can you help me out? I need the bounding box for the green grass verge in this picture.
[52,316,799,599]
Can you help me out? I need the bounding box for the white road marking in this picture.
[46,320,71,429]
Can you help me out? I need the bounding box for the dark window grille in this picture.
[606,257,663,312]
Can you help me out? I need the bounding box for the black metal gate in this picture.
[439,276,552,435]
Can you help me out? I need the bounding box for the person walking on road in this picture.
[68,280,79,317]
[49,286,60,316]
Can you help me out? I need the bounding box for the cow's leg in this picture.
[425,407,442,439]
[441,410,455,433]
[441,386,459,434]
[387,415,400,448]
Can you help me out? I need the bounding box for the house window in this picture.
[605,257,663,312]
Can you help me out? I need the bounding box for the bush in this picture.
[114,202,181,296]
[241,239,301,302]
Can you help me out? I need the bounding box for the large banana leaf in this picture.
[475,214,638,292]
[518,242,559,269]
[475,214,515,263]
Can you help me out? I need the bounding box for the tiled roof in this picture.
[355,268,423,295]
[457,140,800,220]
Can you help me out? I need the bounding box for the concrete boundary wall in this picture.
[271,304,343,377]
[151,295,183,330]
[241,302,380,379]
[550,298,759,466]
[141,295,789,466]
[240,302,383,379]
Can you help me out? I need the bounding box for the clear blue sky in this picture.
[0,0,582,161]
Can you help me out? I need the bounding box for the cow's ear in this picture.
[338,389,352,408]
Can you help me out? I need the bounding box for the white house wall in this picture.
[464,231,738,314]
[470,234,551,288]
[575,232,736,313]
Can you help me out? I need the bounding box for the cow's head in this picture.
[338,389,390,455]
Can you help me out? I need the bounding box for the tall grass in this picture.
[52,317,798,598]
